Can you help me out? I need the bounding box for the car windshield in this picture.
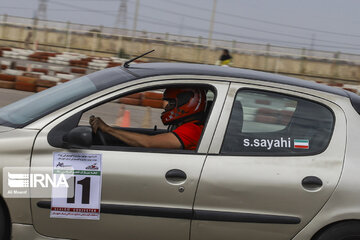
[0,76,97,128]
[0,67,136,128]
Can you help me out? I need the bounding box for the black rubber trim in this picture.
[37,201,192,219]
[346,91,360,115]
[100,204,192,219]
[194,210,300,224]
[172,132,185,149]
[37,201,300,224]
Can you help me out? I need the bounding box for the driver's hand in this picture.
[89,116,107,133]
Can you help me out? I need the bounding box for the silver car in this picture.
[0,62,359,240]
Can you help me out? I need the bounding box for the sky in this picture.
[1,0,360,55]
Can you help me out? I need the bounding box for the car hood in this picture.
[0,125,14,133]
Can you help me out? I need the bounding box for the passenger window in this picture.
[221,89,334,155]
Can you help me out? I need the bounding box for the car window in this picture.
[0,67,136,128]
[80,90,167,130]
[0,76,97,128]
[221,89,335,156]
[79,86,215,149]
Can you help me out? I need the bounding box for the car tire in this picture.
[315,221,360,240]
[0,198,11,240]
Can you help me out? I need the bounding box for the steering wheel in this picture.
[97,129,107,145]
[90,115,107,145]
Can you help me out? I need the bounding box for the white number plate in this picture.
[51,152,102,220]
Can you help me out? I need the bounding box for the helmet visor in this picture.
[164,99,176,111]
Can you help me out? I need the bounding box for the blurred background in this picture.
[1,0,360,90]
[2,0,360,53]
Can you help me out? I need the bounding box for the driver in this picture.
[89,87,207,150]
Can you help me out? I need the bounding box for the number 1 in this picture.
[66,177,91,204]
[78,177,91,204]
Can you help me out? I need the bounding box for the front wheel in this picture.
[315,221,360,240]
[0,198,11,240]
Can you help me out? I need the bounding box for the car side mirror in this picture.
[64,126,93,148]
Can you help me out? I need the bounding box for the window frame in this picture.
[46,79,227,155]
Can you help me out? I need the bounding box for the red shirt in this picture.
[172,121,204,150]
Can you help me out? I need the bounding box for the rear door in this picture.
[191,83,346,240]
[30,79,229,240]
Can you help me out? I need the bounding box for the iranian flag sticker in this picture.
[294,139,309,149]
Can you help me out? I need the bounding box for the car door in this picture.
[191,83,346,240]
[30,79,229,240]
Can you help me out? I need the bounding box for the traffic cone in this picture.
[120,110,131,127]
[115,104,125,126]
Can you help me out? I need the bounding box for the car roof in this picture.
[88,62,360,114]
[123,63,360,115]
[125,62,347,96]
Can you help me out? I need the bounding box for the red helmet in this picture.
[161,88,206,125]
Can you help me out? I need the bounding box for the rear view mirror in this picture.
[64,126,93,148]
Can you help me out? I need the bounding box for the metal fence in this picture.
[2,14,360,64]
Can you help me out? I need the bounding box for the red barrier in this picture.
[33,68,48,74]
[142,99,164,109]
[0,80,15,89]
[143,92,163,100]
[328,82,344,87]
[15,82,36,92]
[343,88,358,93]
[15,66,27,71]
[16,76,38,84]
[0,74,16,82]
[118,97,142,106]
[37,79,57,88]
[36,86,48,92]
[70,68,86,74]
[126,93,143,99]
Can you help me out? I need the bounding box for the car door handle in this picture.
[165,169,187,183]
[302,176,323,191]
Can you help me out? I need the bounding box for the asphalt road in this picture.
[0,88,33,108]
